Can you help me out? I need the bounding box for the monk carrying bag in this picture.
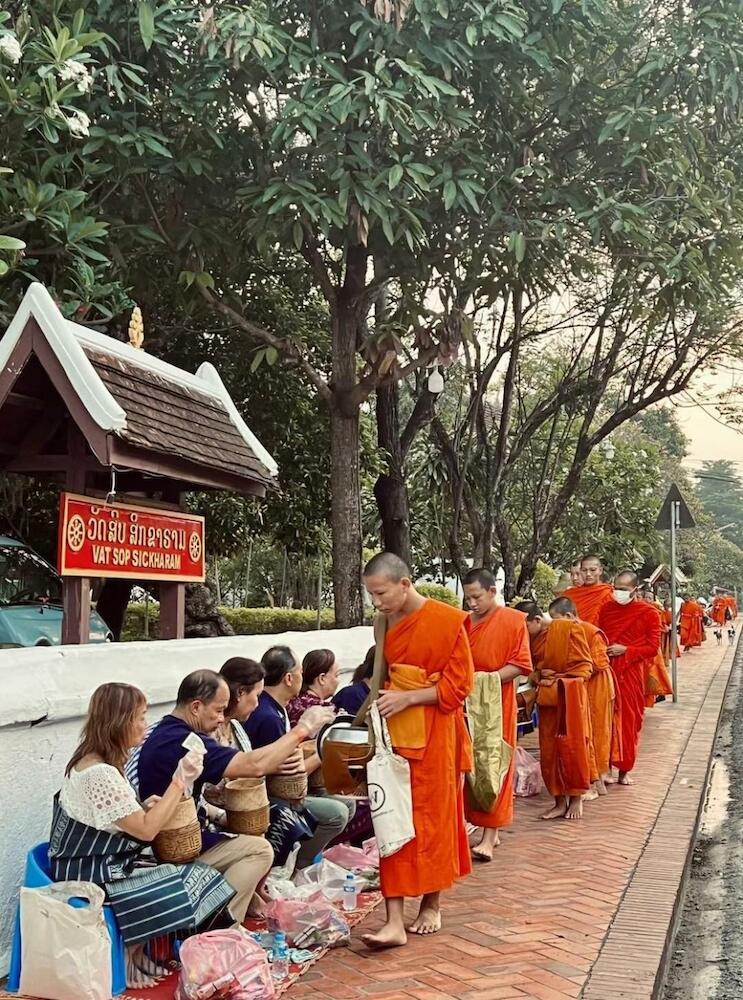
[319,615,387,796]
[366,703,415,858]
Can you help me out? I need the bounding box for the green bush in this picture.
[120,602,344,640]
[417,582,461,607]
[221,606,337,634]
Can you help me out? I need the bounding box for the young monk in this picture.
[639,590,673,707]
[516,602,593,820]
[569,560,584,588]
[562,554,614,625]
[598,571,662,785]
[462,568,532,861]
[548,596,616,797]
[362,552,474,948]
[679,595,704,651]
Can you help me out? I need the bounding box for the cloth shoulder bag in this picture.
[19,881,112,1000]
[366,703,415,858]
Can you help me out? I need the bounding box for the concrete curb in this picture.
[582,638,740,1000]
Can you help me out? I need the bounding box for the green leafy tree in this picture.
[695,460,743,550]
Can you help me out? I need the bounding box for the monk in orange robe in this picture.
[548,595,615,796]
[562,554,613,625]
[661,602,680,664]
[711,595,726,626]
[517,602,593,820]
[639,591,673,707]
[598,572,662,784]
[679,597,704,650]
[462,568,532,861]
[362,552,474,949]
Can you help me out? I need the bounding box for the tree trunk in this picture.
[374,382,411,566]
[329,292,364,627]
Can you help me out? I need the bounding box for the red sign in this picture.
[58,493,205,582]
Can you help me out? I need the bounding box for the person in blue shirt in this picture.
[333,646,375,716]
[246,646,352,868]
[131,669,333,923]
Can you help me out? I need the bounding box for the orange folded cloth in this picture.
[385,663,441,751]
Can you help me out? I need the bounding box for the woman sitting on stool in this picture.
[51,683,233,989]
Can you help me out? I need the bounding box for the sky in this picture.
[674,364,743,476]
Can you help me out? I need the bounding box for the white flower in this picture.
[66,109,91,138]
[0,34,22,65]
[58,59,93,94]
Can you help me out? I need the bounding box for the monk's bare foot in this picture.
[409,907,442,935]
[618,771,634,786]
[565,796,583,820]
[603,771,617,785]
[542,797,568,820]
[472,828,500,861]
[362,922,408,949]
[595,778,608,796]
[583,787,599,802]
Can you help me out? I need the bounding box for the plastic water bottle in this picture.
[342,872,357,912]
[272,933,289,981]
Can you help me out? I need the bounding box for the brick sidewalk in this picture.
[286,637,737,1000]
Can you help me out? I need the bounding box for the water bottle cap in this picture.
[345,872,354,880]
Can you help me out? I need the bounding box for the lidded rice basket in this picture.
[153,796,201,863]
[224,777,270,836]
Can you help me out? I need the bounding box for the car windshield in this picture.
[0,546,62,605]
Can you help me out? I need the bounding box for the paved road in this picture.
[664,639,743,1000]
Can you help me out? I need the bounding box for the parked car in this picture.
[0,536,112,646]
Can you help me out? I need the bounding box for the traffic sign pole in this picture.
[670,499,679,704]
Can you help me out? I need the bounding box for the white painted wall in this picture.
[0,627,373,975]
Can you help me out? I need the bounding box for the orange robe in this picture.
[531,620,593,797]
[711,598,726,626]
[580,623,615,777]
[562,582,614,626]
[643,604,673,706]
[465,606,532,829]
[381,599,474,899]
[598,599,661,773]
[661,608,680,663]
[679,600,704,649]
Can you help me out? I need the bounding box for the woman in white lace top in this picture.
[57,683,205,987]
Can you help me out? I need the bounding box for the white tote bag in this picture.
[366,703,415,858]
[19,881,112,1000]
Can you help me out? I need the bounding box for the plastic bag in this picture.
[513,746,543,797]
[175,928,275,1000]
[323,843,379,871]
[295,859,369,901]
[266,898,350,949]
[19,881,112,1000]
[263,878,319,902]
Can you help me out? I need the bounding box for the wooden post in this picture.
[61,422,90,644]
[160,582,185,639]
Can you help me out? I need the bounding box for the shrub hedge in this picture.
[121,584,460,641]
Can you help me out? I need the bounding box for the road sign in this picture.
[655,483,696,531]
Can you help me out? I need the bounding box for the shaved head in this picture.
[581,554,604,586]
[615,570,638,588]
[363,551,410,582]
[463,568,497,590]
[581,554,603,568]
[549,596,577,619]
[515,600,542,621]
[363,551,416,616]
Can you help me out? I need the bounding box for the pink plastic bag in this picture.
[175,929,275,1000]
[513,746,543,797]
[323,843,379,871]
[266,898,350,949]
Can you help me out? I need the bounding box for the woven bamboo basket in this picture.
[302,741,325,792]
[153,796,201,863]
[224,777,269,812]
[226,802,271,836]
[267,771,308,802]
[224,777,271,835]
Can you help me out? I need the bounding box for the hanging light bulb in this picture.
[427,364,444,394]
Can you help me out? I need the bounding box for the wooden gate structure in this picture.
[0,283,277,642]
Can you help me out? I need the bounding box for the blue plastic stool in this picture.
[7,842,127,996]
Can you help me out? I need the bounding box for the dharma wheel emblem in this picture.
[188,531,202,562]
[66,515,86,553]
